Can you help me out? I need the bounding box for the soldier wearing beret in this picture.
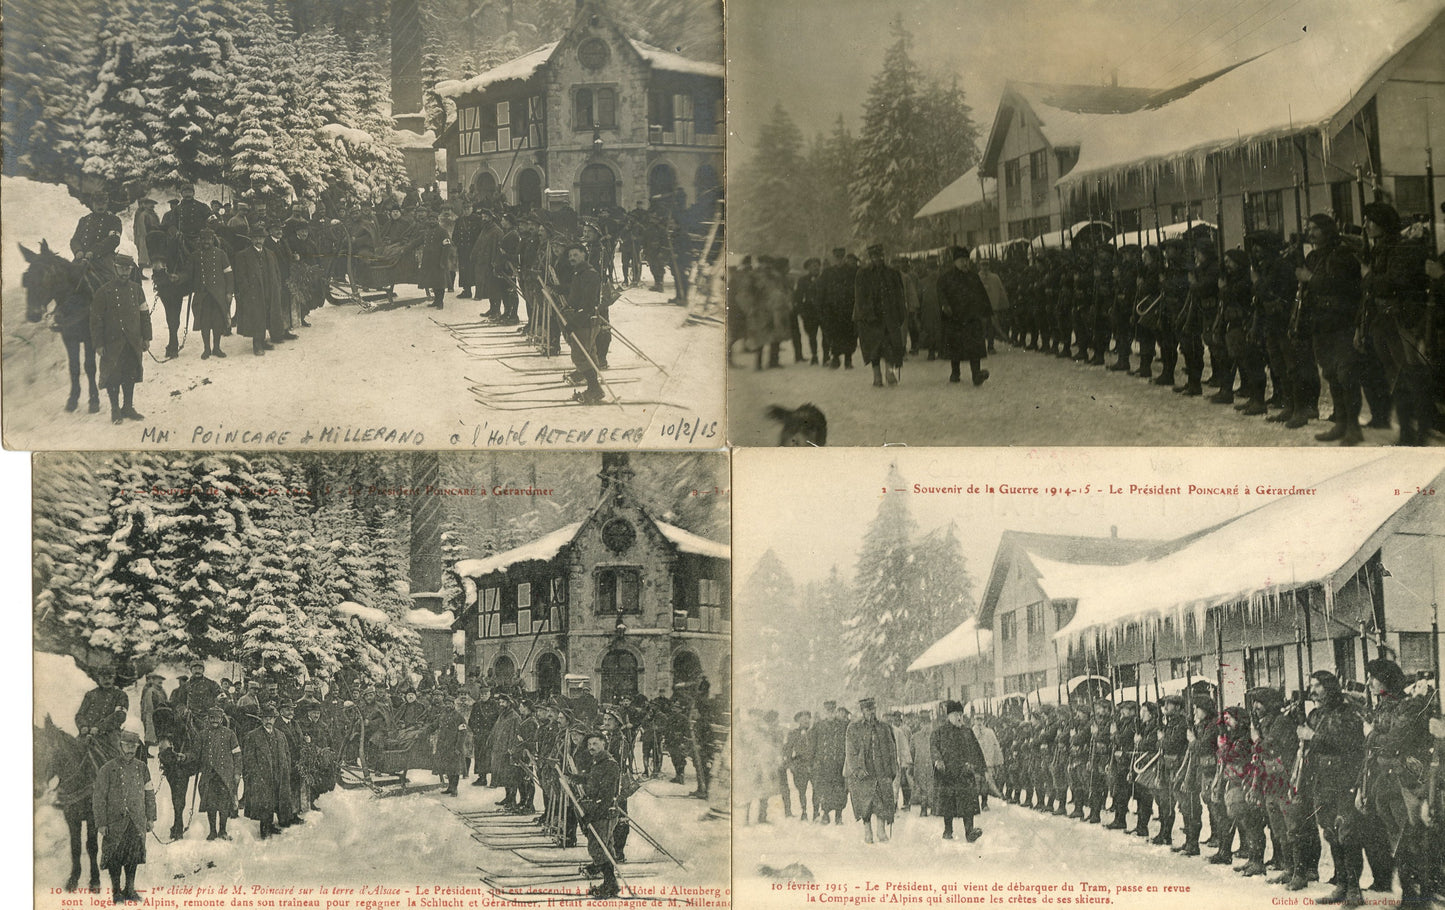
[1300,214,1365,445]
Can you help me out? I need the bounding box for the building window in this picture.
[477,585,501,638]
[1000,612,1017,644]
[596,567,641,614]
[1334,637,1358,684]
[1026,602,1045,635]
[1004,159,1022,209]
[1170,200,1204,224]
[577,37,611,70]
[649,91,674,132]
[694,93,718,135]
[1170,655,1204,679]
[1055,148,1078,178]
[1117,663,1138,687]
[1119,208,1142,232]
[1394,176,1429,218]
[515,582,532,635]
[1244,189,1283,233]
[574,87,616,130]
[1398,632,1432,675]
[459,105,484,156]
[1330,181,1355,227]
[1245,645,1286,690]
[1029,149,1048,206]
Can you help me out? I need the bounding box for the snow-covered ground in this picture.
[33,651,729,907]
[3,176,724,451]
[736,799,1348,909]
[729,341,1432,447]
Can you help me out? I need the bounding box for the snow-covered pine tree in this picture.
[903,522,976,701]
[151,0,240,184]
[849,16,929,245]
[4,0,95,180]
[843,462,919,703]
[226,16,295,205]
[77,3,162,198]
[240,588,308,679]
[747,103,811,261]
[439,520,470,615]
[805,563,855,701]
[84,455,184,670]
[155,454,265,662]
[33,455,107,656]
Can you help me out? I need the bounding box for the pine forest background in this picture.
[736,461,977,711]
[730,17,981,261]
[3,0,722,204]
[33,451,728,684]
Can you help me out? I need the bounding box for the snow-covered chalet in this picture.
[433,0,723,214]
[450,454,729,704]
[918,3,1445,253]
[911,455,1445,713]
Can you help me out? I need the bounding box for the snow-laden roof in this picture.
[435,42,559,100]
[628,39,723,78]
[1058,3,1445,187]
[390,129,438,150]
[907,617,992,672]
[407,608,455,630]
[1013,83,1133,150]
[1112,221,1217,246]
[915,167,994,219]
[655,520,729,559]
[317,123,377,147]
[1055,454,1445,641]
[453,522,584,579]
[336,601,390,624]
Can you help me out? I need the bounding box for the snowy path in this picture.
[34,770,728,907]
[736,800,1348,909]
[4,284,723,450]
[728,342,1430,447]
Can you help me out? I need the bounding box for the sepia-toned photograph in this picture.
[733,447,1445,907]
[727,0,1445,447]
[31,449,731,907]
[3,0,725,452]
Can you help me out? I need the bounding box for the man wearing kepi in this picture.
[845,696,897,843]
[575,731,622,899]
[932,702,985,842]
[1297,670,1366,906]
[1300,214,1365,446]
[562,243,606,405]
[853,243,907,387]
[937,246,993,387]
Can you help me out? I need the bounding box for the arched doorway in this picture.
[536,652,563,698]
[491,654,517,691]
[517,169,543,210]
[695,164,720,200]
[648,163,677,204]
[472,170,499,203]
[600,649,639,704]
[672,650,702,689]
[579,163,616,214]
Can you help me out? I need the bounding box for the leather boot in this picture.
[863,821,874,844]
[1315,421,1349,442]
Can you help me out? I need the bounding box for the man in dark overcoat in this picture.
[1296,671,1366,903]
[930,701,985,841]
[811,701,849,824]
[434,694,473,796]
[845,697,897,843]
[453,202,485,298]
[1301,215,1365,445]
[784,710,817,820]
[419,211,457,309]
[819,248,857,369]
[241,705,293,839]
[853,243,907,387]
[195,706,240,840]
[232,224,286,355]
[937,246,993,386]
[471,213,505,319]
[189,229,232,359]
[87,233,151,424]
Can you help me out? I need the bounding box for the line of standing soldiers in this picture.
[998,205,1440,446]
[985,660,1441,906]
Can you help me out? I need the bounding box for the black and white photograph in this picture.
[30,449,731,906]
[733,447,1445,907]
[3,0,725,451]
[727,0,1445,447]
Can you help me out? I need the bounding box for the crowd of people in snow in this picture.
[31,179,715,422]
[746,660,1444,908]
[734,204,1444,447]
[59,659,724,904]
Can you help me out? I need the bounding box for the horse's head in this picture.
[19,240,74,323]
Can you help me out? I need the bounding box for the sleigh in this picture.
[337,709,446,797]
[328,236,425,310]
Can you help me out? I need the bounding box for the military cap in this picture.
[205,706,227,721]
[793,710,812,721]
[857,696,877,709]
[1362,201,1401,235]
[948,245,970,262]
[1365,658,1406,693]
[822,700,837,711]
[942,700,965,716]
[1244,686,1282,709]
[298,698,321,713]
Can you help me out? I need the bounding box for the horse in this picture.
[18,241,100,413]
[34,716,120,893]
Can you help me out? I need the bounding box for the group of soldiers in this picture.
[731,244,1003,389]
[750,661,1442,905]
[995,206,1441,445]
[72,661,721,902]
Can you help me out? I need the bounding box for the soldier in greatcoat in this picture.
[92,731,155,904]
[71,194,124,260]
[846,697,897,843]
[434,694,474,795]
[132,198,159,272]
[471,212,505,319]
[195,706,240,841]
[811,701,849,824]
[189,229,232,359]
[937,246,994,387]
[853,244,907,387]
[87,232,150,424]
[419,211,457,309]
